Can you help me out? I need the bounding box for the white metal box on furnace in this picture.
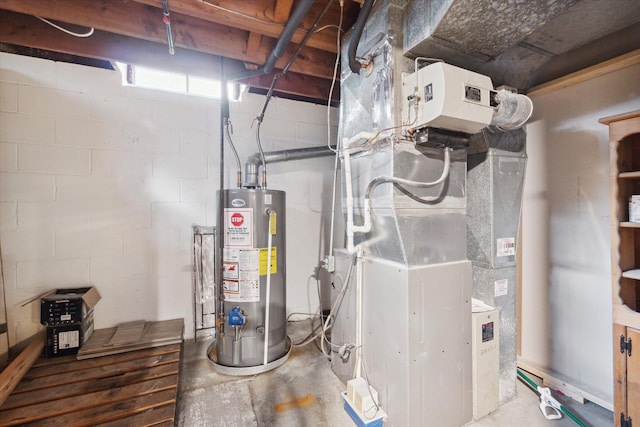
[472,303,499,420]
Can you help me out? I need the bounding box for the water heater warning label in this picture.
[223,248,260,302]
[259,247,277,275]
[225,208,253,247]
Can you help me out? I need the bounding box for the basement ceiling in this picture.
[0,0,638,104]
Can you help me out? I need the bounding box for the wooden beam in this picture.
[246,32,262,57]
[0,332,44,407]
[245,71,340,104]
[527,49,640,97]
[272,0,294,23]
[132,0,344,54]
[0,10,337,103]
[0,0,338,80]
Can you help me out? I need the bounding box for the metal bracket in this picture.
[620,334,633,357]
[621,412,632,427]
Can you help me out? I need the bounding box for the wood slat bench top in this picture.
[0,340,182,426]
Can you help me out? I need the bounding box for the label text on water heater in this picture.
[224,208,253,247]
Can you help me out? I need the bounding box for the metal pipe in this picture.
[255,121,268,188]
[282,0,333,76]
[225,119,242,188]
[347,0,374,74]
[244,145,337,187]
[254,0,333,123]
[217,58,229,334]
[162,0,175,55]
[228,0,316,81]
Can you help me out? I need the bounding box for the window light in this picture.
[115,62,244,101]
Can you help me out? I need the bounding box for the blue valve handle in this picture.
[228,306,245,327]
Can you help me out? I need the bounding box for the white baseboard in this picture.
[517,357,613,411]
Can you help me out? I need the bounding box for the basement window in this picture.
[116,62,244,100]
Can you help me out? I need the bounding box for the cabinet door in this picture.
[628,327,640,424]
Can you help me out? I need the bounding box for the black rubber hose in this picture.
[228,0,316,80]
[348,0,374,74]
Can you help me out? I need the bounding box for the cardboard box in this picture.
[45,312,95,357]
[41,286,101,326]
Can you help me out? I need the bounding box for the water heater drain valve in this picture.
[228,306,246,327]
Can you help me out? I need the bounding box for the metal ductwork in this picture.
[243,145,336,188]
[404,0,640,91]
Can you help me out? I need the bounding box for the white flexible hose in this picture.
[357,148,451,235]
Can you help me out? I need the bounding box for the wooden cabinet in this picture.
[601,110,640,427]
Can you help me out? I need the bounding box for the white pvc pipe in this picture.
[263,210,275,365]
[343,145,356,254]
[328,150,339,257]
[342,132,376,254]
[354,245,364,379]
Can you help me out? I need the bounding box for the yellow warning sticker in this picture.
[259,247,277,275]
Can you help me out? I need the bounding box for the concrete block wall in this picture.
[0,52,340,343]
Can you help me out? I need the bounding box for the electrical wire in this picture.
[324,1,343,265]
[35,16,94,38]
[326,1,343,154]
[360,356,381,419]
[289,275,325,348]
[201,1,284,26]
[320,254,355,358]
[313,24,344,34]
[413,56,443,74]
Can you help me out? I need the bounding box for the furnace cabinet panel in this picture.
[331,251,472,427]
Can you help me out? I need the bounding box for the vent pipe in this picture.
[244,145,336,188]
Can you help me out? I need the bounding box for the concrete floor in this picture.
[177,320,613,426]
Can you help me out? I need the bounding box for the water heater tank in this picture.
[212,188,289,374]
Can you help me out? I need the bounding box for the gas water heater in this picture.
[211,188,290,375]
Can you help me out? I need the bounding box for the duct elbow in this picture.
[244,154,262,188]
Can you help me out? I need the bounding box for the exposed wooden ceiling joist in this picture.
[0,9,339,102]
[131,0,345,53]
[273,0,295,23]
[246,32,263,57]
[0,0,339,80]
[0,0,360,104]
